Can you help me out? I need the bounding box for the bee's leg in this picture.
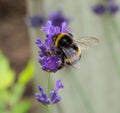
[68,33,73,37]
[61,55,65,67]
[62,56,65,66]
[58,55,65,70]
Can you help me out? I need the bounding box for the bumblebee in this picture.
[53,33,99,67]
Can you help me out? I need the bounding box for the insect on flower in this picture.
[53,33,99,67]
[36,21,99,72]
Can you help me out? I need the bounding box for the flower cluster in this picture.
[49,10,69,27]
[36,20,70,72]
[28,10,69,28]
[93,0,119,15]
[35,80,64,105]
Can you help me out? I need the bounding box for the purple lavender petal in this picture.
[38,51,45,57]
[35,93,46,103]
[35,80,64,104]
[39,44,46,52]
[50,80,64,104]
[49,25,55,35]
[55,26,61,34]
[35,93,41,98]
[45,37,53,47]
[36,39,46,52]
[35,93,40,96]
[42,56,62,72]
[39,56,47,65]
[36,97,42,102]
[50,90,57,101]
[46,20,52,27]
[92,4,106,15]
[61,22,71,33]
[41,20,52,31]
[55,80,64,91]
[36,97,44,103]
[35,38,42,45]
[44,98,51,104]
[41,21,54,35]
[38,86,48,99]
[49,10,69,27]
[107,1,119,14]
[42,66,49,71]
[41,26,47,31]
[52,95,61,104]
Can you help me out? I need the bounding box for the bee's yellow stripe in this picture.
[55,33,65,46]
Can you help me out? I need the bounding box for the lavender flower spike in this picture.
[55,80,64,91]
[92,0,119,15]
[50,80,64,104]
[35,86,50,105]
[92,4,106,15]
[107,0,119,14]
[35,80,64,105]
[36,20,71,72]
[52,96,61,104]
[49,10,69,27]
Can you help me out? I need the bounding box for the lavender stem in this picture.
[47,72,51,113]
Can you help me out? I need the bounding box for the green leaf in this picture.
[0,90,11,113]
[0,90,11,102]
[9,84,25,105]
[18,59,35,85]
[12,100,31,113]
[0,51,15,90]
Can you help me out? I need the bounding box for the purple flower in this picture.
[41,56,62,72]
[35,80,64,105]
[93,4,106,15]
[28,15,46,27]
[92,0,119,15]
[49,10,69,27]
[50,80,64,104]
[107,0,119,14]
[41,21,55,36]
[35,86,51,105]
[36,20,70,72]
[55,80,64,91]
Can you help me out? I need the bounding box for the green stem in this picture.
[47,105,51,113]
[102,16,120,76]
[47,72,51,113]
[47,73,51,97]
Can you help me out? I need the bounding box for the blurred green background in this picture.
[0,0,120,113]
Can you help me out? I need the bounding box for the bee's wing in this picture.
[61,47,80,68]
[62,47,76,59]
[74,37,99,49]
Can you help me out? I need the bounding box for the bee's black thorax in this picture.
[59,35,73,47]
[54,33,73,48]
